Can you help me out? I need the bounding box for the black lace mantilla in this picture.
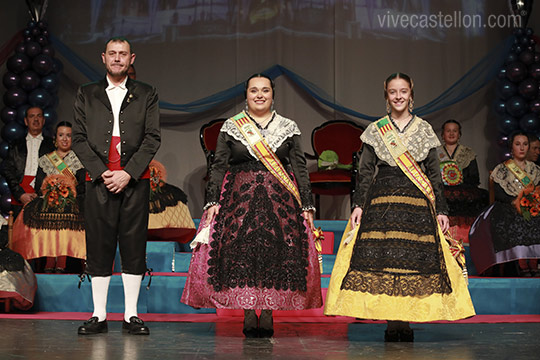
[341,166,452,296]
[23,197,84,231]
[207,161,309,292]
[149,183,188,213]
[491,202,540,251]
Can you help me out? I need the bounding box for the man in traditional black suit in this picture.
[2,107,55,217]
[72,37,160,335]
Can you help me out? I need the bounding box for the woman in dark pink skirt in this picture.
[181,74,322,337]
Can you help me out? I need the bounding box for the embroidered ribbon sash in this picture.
[376,116,435,203]
[46,151,76,181]
[504,159,532,187]
[231,111,302,207]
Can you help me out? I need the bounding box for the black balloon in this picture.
[25,41,42,58]
[43,108,57,125]
[3,87,28,108]
[15,42,26,54]
[2,72,20,89]
[19,70,41,92]
[0,107,17,124]
[38,20,48,29]
[535,52,540,63]
[506,61,528,82]
[531,99,540,113]
[0,142,9,160]
[1,121,26,143]
[518,78,538,100]
[41,45,55,57]
[494,99,507,114]
[6,53,30,74]
[520,113,540,132]
[0,177,10,196]
[530,63,540,80]
[23,35,33,43]
[36,35,48,46]
[497,115,519,134]
[31,27,41,37]
[32,54,53,76]
[506,96,528,117]
[28,88,52,108]
[519,50,535,65]
[0,194,12,214]
[497,79,517,99]
[497,134,510,148]
[40,73,59,93]
[506,52,518,64]
[15,104,30,125]
[498,68,508,79]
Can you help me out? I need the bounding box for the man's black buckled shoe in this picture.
[78,317,108,335]
[122,316,150,335]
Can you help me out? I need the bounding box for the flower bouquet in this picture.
[149,160,167,200]
[513,183,540,221]
[40,174,77,213]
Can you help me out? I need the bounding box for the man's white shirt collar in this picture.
[26,133,44,141]
[106,75,128,91]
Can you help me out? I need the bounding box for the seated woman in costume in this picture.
[469,132,540,277]
[0,221,37,310]
[147,160,196,244]
[182,73,322,338]
[10,121,86,273]
[324,72,474,342]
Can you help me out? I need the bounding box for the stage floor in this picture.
[1,320,539,359]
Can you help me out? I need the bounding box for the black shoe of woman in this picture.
[258,310,274,338]
[242,310,258,338]
[384,330,399,342]
[399,329,414,342]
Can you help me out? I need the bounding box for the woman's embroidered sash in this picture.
[231,111,302,207]
[46,151,76,182]
[504,159,532,187]
[375,116,435,204]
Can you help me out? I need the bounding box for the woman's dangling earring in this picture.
[271,99,274,113]
[386,100,391,114]
[245,99,248,112]
[408,98,414,113]
[54,140,58,148]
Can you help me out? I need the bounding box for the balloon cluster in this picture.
[495,28,540,160]
[0,20,63,215]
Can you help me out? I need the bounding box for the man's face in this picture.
[24,107,45,135]
[527,140,540,162]
[101,40,135,78]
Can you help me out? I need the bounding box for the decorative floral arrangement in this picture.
[40,174,77,213]
[513,184,540,221]
[149,160,167,200]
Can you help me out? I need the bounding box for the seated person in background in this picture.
[469,131,540,277]
[127,65,196,243]
[0,219,37,310]
[436,120,488,243]
[147,160,196,243]
[10,121,86,273]
[1,107,55,217]
[526,136,540,164]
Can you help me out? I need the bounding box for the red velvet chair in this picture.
[307,120,364,218]
[200,119,226,180]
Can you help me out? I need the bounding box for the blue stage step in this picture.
[29,220,539,317]
[33,273,540,315]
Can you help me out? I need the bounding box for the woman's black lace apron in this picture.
[207,161,309,292]
[341,166,452,297]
